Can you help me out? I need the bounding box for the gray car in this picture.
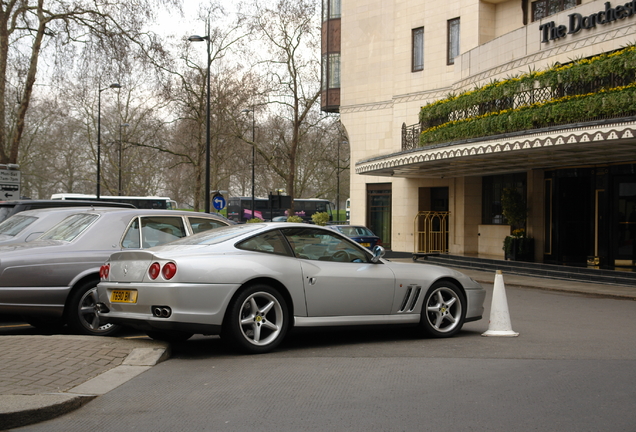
[96,223,486,353]
[0,208,233,336]
[0,206,121,244]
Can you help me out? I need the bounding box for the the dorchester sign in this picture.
[539,1,636,43]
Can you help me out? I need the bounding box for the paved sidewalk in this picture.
[447,266,636,300]
[0,266,634,430]
[0,335,169,430]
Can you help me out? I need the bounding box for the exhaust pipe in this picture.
[152,306,172,318]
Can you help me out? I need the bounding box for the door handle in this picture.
[307,277,316,285]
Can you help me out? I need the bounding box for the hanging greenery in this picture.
[418,45,636,146]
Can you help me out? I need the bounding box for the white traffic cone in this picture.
[481,270,519,337]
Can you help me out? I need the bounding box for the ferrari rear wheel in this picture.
[420,281,466,338]
[224,284,289,354]
[66,280,120,336]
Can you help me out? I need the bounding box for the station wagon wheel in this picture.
[420,281,466,338]
[66,280,120,336]
[223,284,289,354]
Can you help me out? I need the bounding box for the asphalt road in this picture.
[11,283,636,432]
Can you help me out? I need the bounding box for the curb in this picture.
[0,345,170,430]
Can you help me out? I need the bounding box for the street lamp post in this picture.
[189,20,212,213]
[118,123,129,196]
[337,140,341,222]
[241,108,256,219]
[97,83,121,199]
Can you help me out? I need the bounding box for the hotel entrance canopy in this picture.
[355,120,636,178]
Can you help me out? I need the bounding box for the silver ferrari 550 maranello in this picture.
[97,223,486,353]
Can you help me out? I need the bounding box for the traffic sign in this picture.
[0,167,20,200]
[212,194,226,211]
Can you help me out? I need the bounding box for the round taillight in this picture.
[100,264,110,280]
[162,262,177,280]
[148,262,161,280]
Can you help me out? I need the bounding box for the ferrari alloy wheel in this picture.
[224,284,289,354]
[420,281,466,338]
[67,280,120,336]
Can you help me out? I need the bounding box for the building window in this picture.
[531,0,579,21]
[482,173,527,225]
[322,53,340,90]
[412,27,424,72]
[322,0,341,22]
[447,18,460,65]
[329,53,340,88]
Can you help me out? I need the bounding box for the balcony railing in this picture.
[402,47,636,150]
[402,122,421,151]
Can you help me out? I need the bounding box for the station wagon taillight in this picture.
[100,264,110,280]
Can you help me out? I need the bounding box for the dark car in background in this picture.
[0,199,134,224]
[327,225,381,249]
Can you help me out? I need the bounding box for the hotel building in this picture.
[322,0,636,269]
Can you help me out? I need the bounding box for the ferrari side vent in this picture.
[398,285,421,313]
[407,286,422,312]
[399,287,413,312]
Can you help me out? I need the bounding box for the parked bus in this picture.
[51,193,177,210]
[227,196,334,223]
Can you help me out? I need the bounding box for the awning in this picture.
[355,118,636,178]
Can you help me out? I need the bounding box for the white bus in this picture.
[51,193,177,210]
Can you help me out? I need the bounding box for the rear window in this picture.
[169,224,262,246]
[0,215,37,236]
[40,213,99,242]
[339,226,375,237]
[189,217,229,234]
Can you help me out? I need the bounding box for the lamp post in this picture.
[118,123,129,196]
[241,108,256,219]
[97,83,121,199]
[337,141,343,222]
[189,20,212,213]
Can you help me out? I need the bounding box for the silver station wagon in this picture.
[0,208,233,335]
[96,223,486,353]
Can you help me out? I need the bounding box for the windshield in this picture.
[0,215,37,237]
[167,224,263,246]
[40,213,99,242]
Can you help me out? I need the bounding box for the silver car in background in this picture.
[0,208,233,335]
[0,207,117,244]
[97,223,486,354]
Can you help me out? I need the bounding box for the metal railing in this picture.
[402,122,421,151]
[403,72,636,150]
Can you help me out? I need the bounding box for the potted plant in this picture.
[501,188,534,261]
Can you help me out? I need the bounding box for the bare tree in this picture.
[240,0,322,211]
[0,0,180,165]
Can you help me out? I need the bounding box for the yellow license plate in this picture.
[361,242,370,247]
[110,290,138,303]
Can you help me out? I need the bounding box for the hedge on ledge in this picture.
[418,45,636,146]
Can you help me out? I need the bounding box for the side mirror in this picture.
[371,245,385,263]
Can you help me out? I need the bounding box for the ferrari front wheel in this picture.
[420,281,466,338]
